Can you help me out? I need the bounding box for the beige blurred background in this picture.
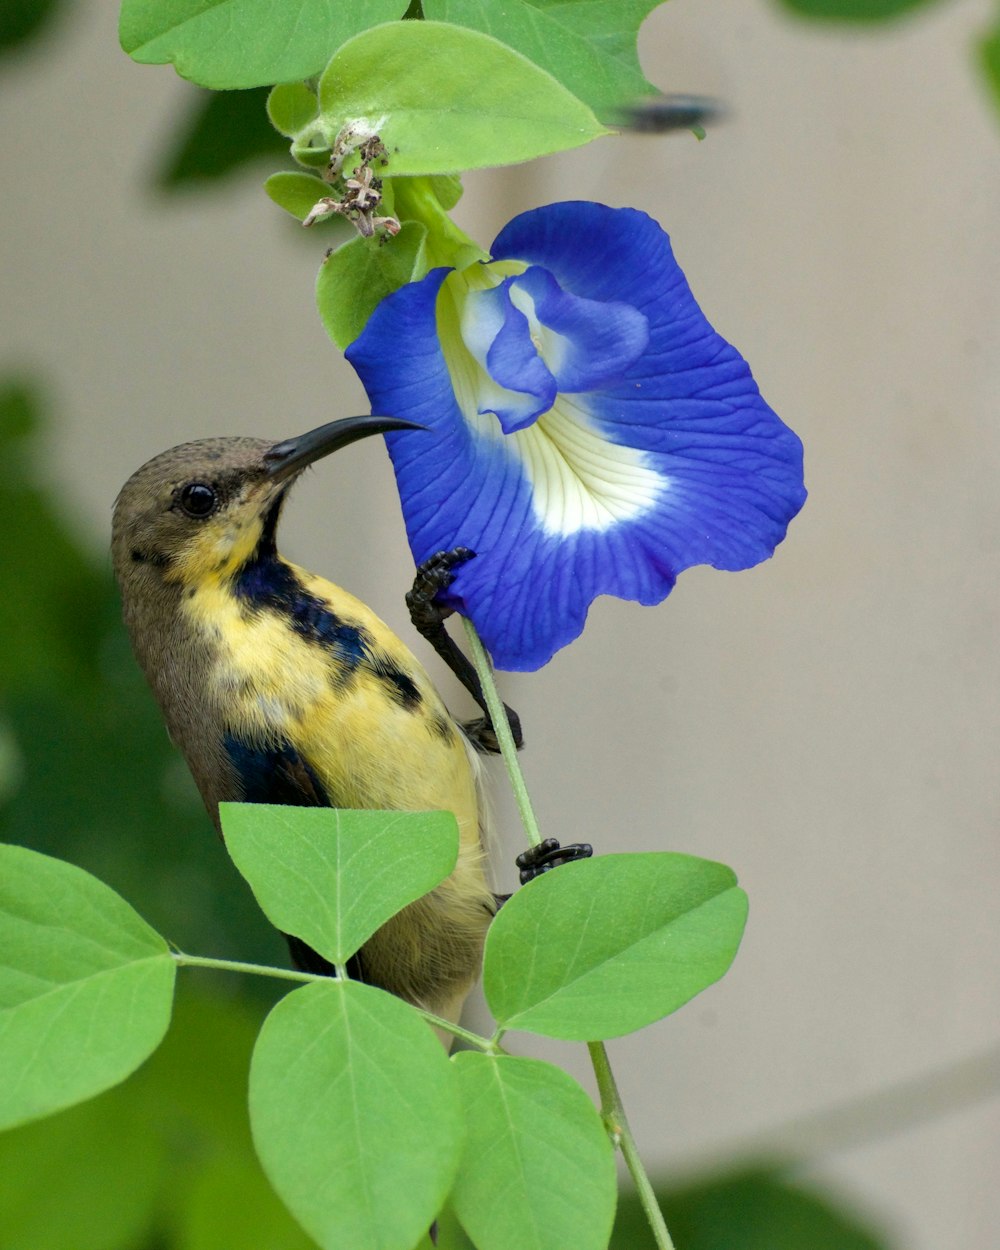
[3,1,999,1246]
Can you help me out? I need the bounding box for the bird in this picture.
[111,415,500,1026]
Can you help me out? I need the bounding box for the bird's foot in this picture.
[489,842,593,916]
[407,547,523,752]
[406,546,476,630]
[515,838,594,885]
[460,713,523,755]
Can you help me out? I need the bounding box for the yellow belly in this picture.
[183,562,493,1013]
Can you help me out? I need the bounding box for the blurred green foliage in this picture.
[156,86,291,189]
[0,0,66,55]
[775,0,935,20]
[981,19,1000,112]
[612,1170,889,1249]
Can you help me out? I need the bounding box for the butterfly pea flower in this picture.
[347,201,806,671]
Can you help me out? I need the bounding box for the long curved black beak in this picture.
[264,415,424,482]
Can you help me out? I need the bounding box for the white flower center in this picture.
[441,265,667,537]
[515,397,666,535]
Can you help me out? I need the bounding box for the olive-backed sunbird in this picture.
[111,415,498,1024]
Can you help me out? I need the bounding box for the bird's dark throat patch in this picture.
[255,491,286,561]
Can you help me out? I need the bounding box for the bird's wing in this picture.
[222,732,331,807]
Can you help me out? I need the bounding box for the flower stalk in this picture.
[462,616,542,849]
[463,617,676,1250]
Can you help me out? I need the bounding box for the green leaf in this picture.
[318,21,608,175]
[427,174,464,211]
[774,0,938,18]
[423,0,660,121]
[265,170,331,220]
[980,20,1000,120]
[119,0,410,90]
[220,804,458,965]
[316,221,429,347]
[484,853,748,1040]
[450,1053,616,1250]
[268,81,333,168]
[0,843,175,1129]
[268,81,321,138]
[611,1168,889,1250]
[156,86,289,190]
[249,979,462,1250]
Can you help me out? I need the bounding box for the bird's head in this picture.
[111,414,420,592]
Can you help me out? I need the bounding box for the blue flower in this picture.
[347,201,806,671]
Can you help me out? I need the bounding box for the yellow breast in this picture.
[180,563,481,842]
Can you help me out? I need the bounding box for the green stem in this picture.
[461,616,542,848]
[589,1042,676,1250]
[172,951,326,984]
[170,951,493,1051]
[424,1013,503,1054]
[461,618,675,1249]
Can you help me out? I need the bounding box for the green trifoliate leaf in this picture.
[484,853,748,1040]
[219,803,458,965]
[119,0,409,90]
[318,21,608,176]
[450,1053,616,1250]
[249,979,462,1250]
[316,221,429,348]
[0,843,175,1129]
[423,0,660,121]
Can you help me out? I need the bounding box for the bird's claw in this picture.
[461,712,523,754]
[406,547,477,629]
[515,838,594,885]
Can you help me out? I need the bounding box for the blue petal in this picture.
[492,203,806,569]
[347,204,806,671]
[510,266,649,392]
[470,281,555,432]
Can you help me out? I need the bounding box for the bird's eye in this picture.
[178,482,218,518]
